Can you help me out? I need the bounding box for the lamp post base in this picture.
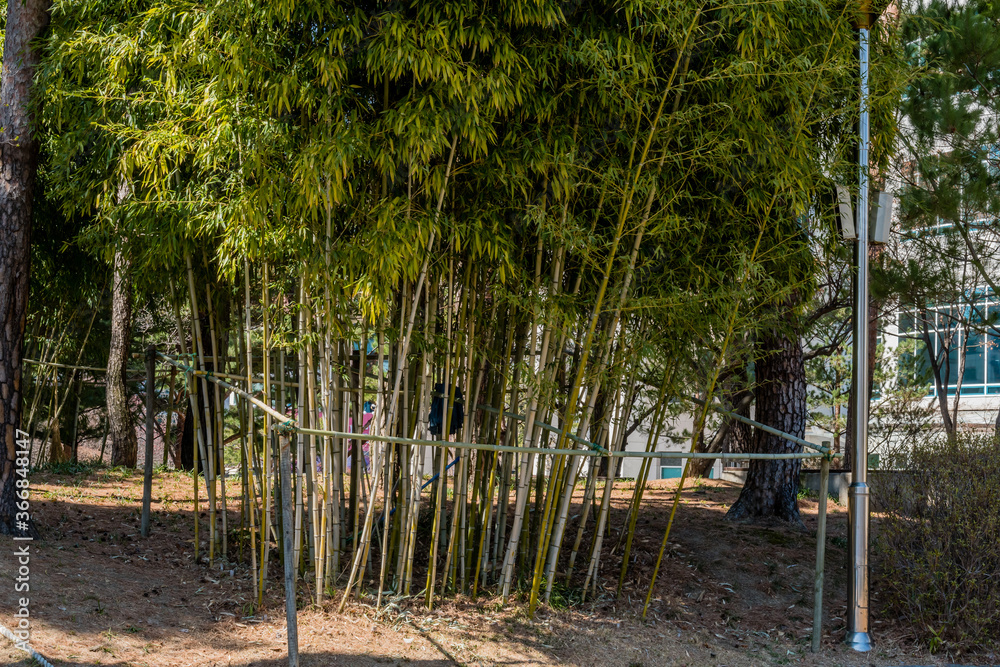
[845,631,872,652]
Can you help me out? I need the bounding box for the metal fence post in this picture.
[278,430,300,667]
[141,345,156,537]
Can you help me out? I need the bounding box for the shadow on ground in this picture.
[0,469,929,667]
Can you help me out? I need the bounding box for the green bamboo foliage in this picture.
[35,0,902,617]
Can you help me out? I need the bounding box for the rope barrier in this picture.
[686,395,830,454]
[157,354,290,425]
[158,354,829,457]
[157,355,822,461]
[24,358,109,373]
[476,404,608,454]
[25,350,169,374]
[0,623,55,667]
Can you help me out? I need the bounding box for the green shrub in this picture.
[873,434,1000,653]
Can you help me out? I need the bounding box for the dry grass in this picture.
[0,469,964,666]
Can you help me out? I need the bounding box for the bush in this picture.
[873,434,1000,654]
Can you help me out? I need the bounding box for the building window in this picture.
[898,297,1000,396]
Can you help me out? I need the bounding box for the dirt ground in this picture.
[0,468,970,667]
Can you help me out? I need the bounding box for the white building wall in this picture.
[618,412,724,480]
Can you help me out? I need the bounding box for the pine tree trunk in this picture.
[107,248,138,468]
[728,413,753,452]
[726,329,806,525]
[0,0,51,535]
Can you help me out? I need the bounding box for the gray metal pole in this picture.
[141,345,156,538]
[278,432,300,667]
[847,20,872,653]
[812,455,830,653]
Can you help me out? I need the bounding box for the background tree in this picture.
[888,0,1000,435]
[0,0,51,534]
[107,237,137,468]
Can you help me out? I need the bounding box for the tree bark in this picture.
[107,247,137,467]
[728,414,752,453]
[0,0,51,535]
[726,329,807,525]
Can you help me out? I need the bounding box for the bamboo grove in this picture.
[30,0,901,613]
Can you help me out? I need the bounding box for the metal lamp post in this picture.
[847,0,876,652]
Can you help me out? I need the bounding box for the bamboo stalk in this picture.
[499,237,547,599]
[204,273,229,561]
[278,432,300,667]
[565,455,600,581]
[164,366,176,466]
[355,327,377,588]
[313,306,332,597]
[616,390,669,595]
[458,272,481,592]
[186,253,218,567]
[260,261,272,606]
[493,321,526,576]
[401,311,427,595]
[375,327,392,606]
[382,136,458,433]
[441,258,470,594]
[348,340,361,559]
[326,316,345,587]
[244,261,260,602]
[186,366,204,563]
[337,395,391,611]
[293,283,306,577]
[582,398,631,599]
[169,276,200,561]
[424,273,448,608]
[470,332,503,594]
[392,281,411,589]
[303,288,322,602]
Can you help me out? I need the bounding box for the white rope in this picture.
[0,622,55,667]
